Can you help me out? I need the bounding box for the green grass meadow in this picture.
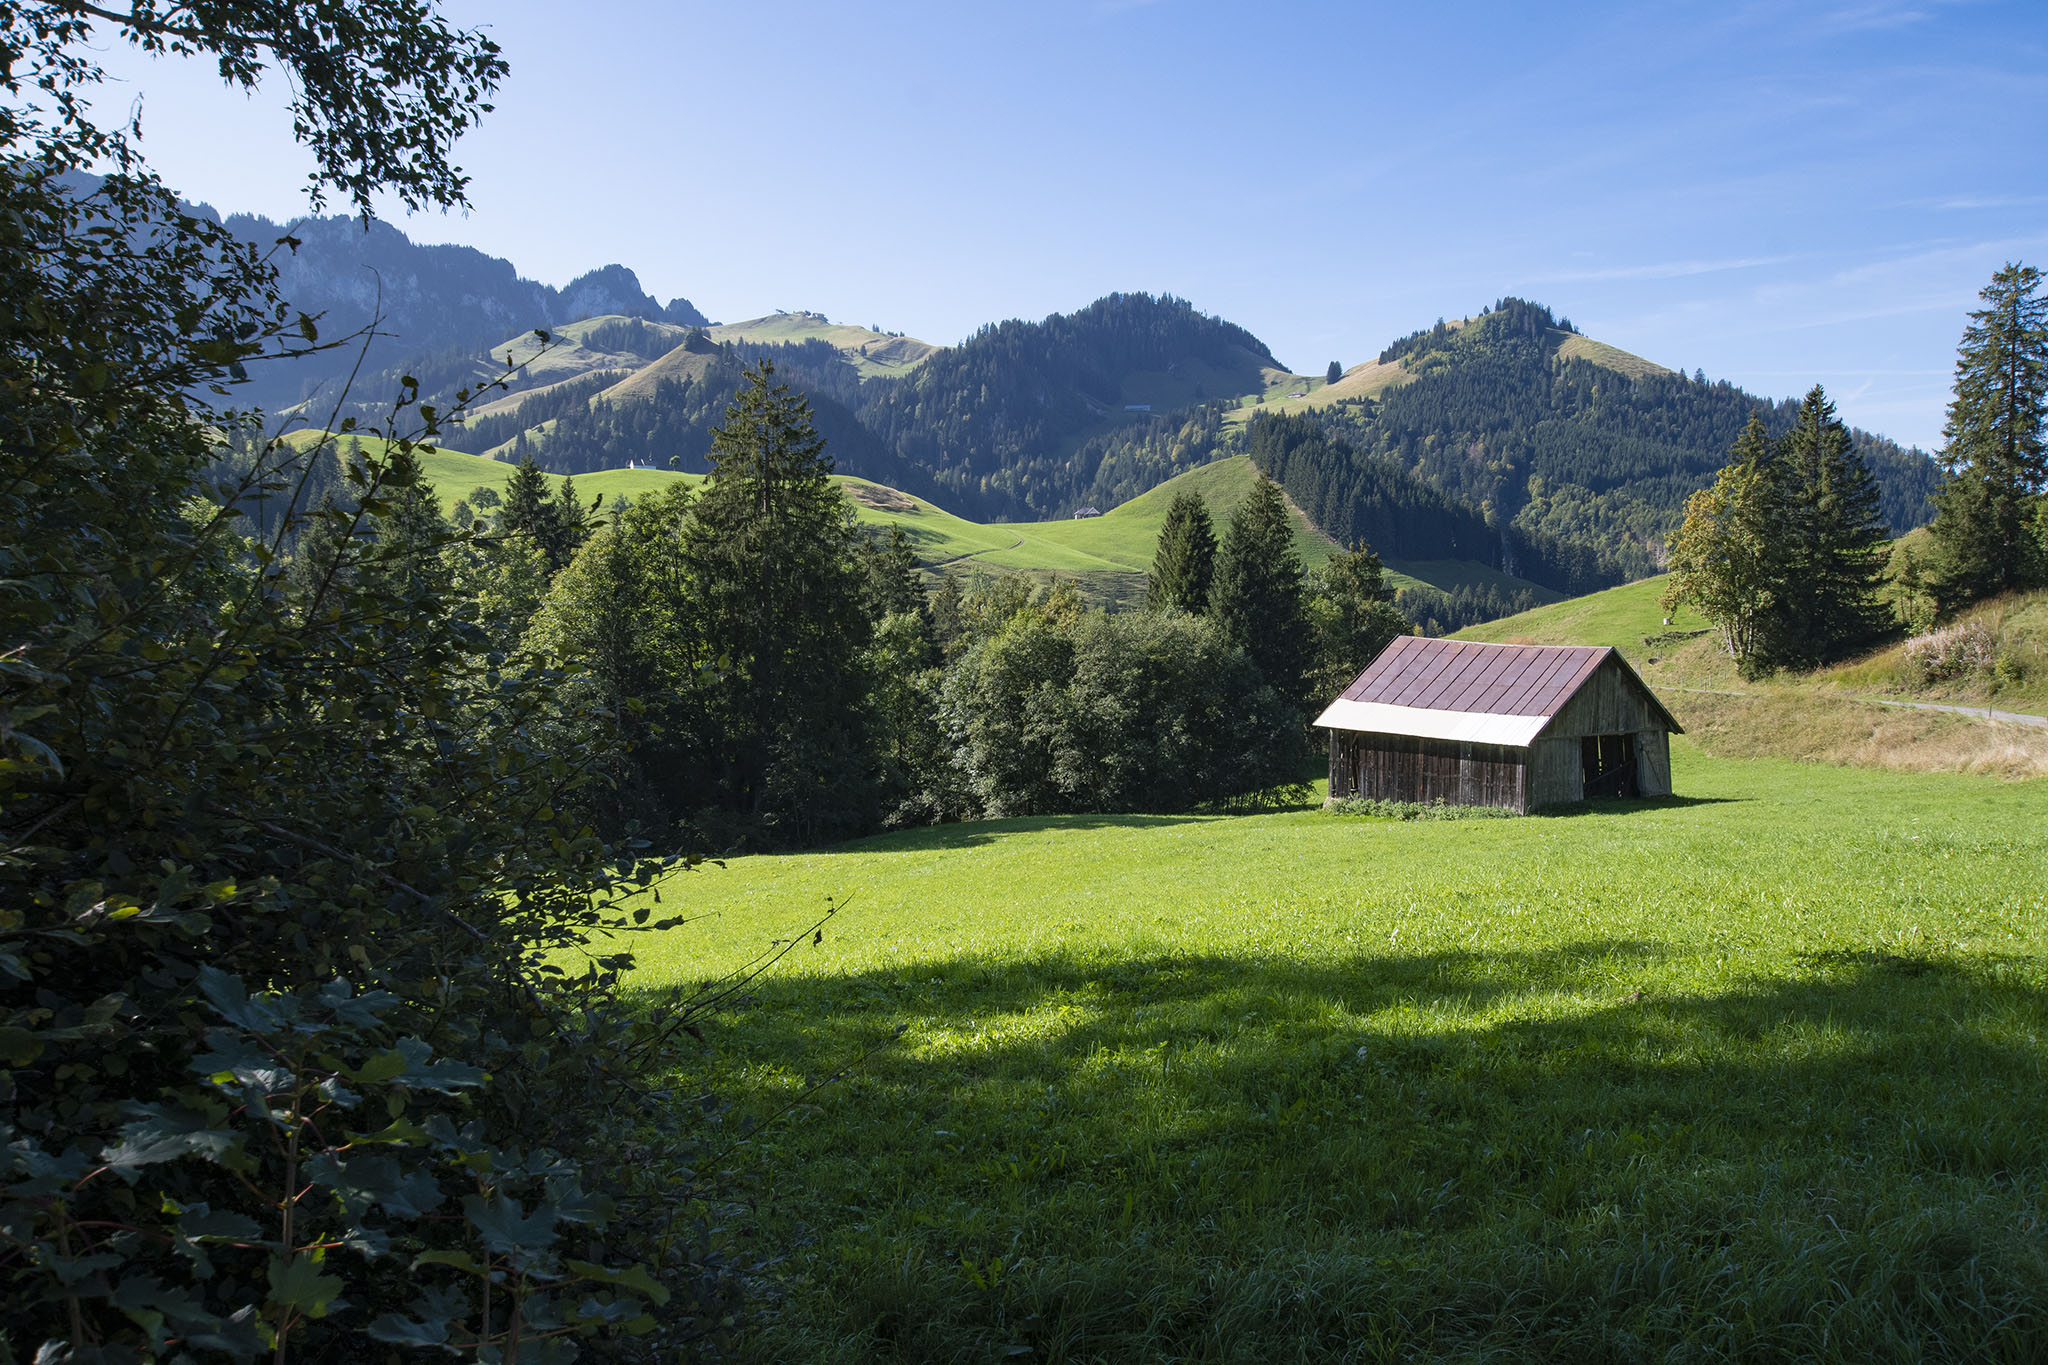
[627,747,2048,1361]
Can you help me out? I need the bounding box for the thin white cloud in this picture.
[1934,194,2048,211]
[1531,255,1797,285]
[1817,3,1936,33]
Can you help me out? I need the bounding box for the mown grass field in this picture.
[630,748,2048,1361]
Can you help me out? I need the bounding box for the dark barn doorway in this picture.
[1581,734,1638,799]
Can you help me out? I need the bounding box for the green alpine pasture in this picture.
[630,746,2048,1361]
[301,435,1544,602]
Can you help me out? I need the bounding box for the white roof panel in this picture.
[1312,698,1549,748]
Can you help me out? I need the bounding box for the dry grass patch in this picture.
[1672,688,2048,779]
[844,481,919,512]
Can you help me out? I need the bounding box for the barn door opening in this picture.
[1580,734,1637,799]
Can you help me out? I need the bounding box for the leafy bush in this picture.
[939,607,1302,817]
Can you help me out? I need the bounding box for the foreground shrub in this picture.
[0,8,746,1358]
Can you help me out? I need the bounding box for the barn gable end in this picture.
[1316,637,1681,812]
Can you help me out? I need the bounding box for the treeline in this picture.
[1244,409,1616,596]
[1377,298,1578,365]
[579,315,691,360]
[854,292,1275,519]
[1395,582,1545,637]
[419,366,1329,842]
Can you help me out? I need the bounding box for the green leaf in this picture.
[307,1152,445,1219]
[266,1253,345,1318]
[463,1192,560,1257]
[564,1259,670,1307]
[100,1106,238,1179]
[366,1312,450,1347]
[391,1036,486,1092]
[174,1202,265,1242]
[412,1248,484,1275]
[0,1026,44,1066]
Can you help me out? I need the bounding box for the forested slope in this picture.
[1289,299,1940,584]
[853,292,1279,520]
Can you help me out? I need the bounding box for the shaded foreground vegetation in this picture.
[630,748,2048,1360]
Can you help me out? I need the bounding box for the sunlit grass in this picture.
[628,745,2048,1360]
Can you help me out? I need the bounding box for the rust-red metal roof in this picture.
[1340,636,1606,717]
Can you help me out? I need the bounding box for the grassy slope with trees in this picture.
[300,434,1555,607]
[1457,571,2048,777]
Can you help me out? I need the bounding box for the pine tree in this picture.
[1211,475,1310,711]
[1929,262,2048,600]
[1777,384,1889,662]
[1663,413,1787,674]
[502,451,566,568]
[1146,489,1217,613]
[368,442,451,599]
[1325,360,1342,385]
[556,472,594,562]
[1305,542,1410,699]
[679,360,873,834]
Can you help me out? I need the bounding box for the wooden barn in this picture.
[1315,636,1682,813]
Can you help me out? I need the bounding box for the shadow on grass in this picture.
[821,811,1227,854]
[1530,793,1748,817]
[659,942,2048,1362]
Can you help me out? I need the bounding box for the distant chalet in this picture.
[1315,637,1681,813]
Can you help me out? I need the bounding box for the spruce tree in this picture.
[371,441,451,599]
[1777,384,1889,662]
[502,451,566,568]
[1305,542,1410,699]
[679,360,873,833]
[1146,489,1217,613]
[556,472,593,561]
[1929,262,2048,600]
[1211,475,1311,711]
[1325,360,1342,385]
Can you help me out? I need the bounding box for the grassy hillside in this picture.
[630,749,2047,1360]
[1455,574,2048,777]
[1454,574,1703,655]
[1554,330,1674,380]
[1219,320,1668,431]
[706,312,936,379]
[483,314,688,390]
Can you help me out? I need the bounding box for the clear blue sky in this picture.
[87,0,2048,451]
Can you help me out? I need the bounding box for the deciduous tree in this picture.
[1663,414,1783,673]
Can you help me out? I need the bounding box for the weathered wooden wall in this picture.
[1636,730,1672,796]
[1543,661,1663,740]
[1329,733,1528,812]
[1528,736,1582,807]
